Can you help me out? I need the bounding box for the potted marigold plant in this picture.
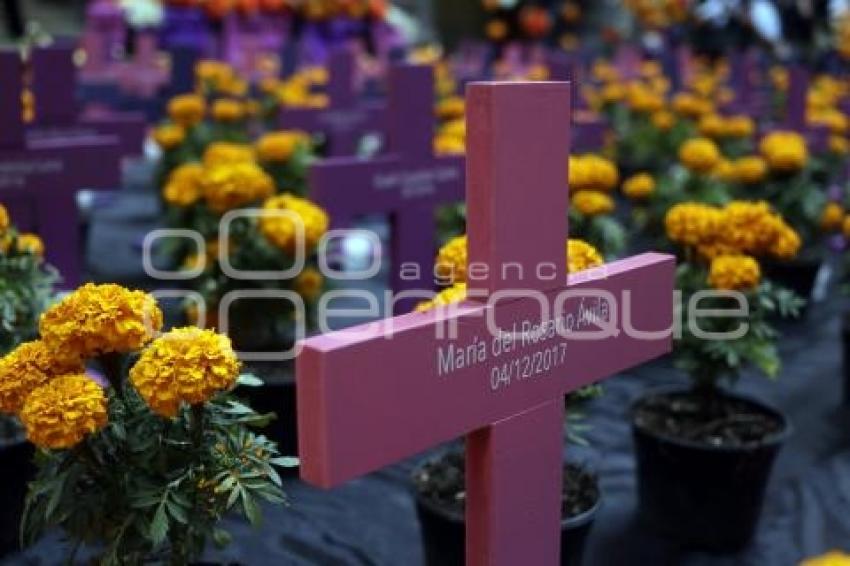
[160,135,325,456]
[567,154,627,259]
[413,236,606,566]
[631,200,804,550]
[750,130,830,300]
[0,203,55,556]
[0,283,295,564]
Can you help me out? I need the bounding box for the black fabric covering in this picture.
[4,165,850,565]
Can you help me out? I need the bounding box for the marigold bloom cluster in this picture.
[759,131,808,173]
[256,131,309,163]
[153,124,187,151]
[163,163,205,207]
[678,138,722,173]
[203,142,256,168]
[40,283,163,358]
[622,173,656,200]
[0,340,83,414]
[707,255,762,291]
[572,191,615,216]
[259,193,329,254]
[202,162,275,213]
[665,201,801,261]
[697,114,755,139]
[569,154,619,193]
[129,327,240,418]
[20,374,108,449]
[167,94,206,128]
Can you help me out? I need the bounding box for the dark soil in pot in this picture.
[413,451,599,566]
[631,388,790,551]
[0,437,34,557]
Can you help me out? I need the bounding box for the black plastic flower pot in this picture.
[413,455,599,566]
[240,379,298,462]
[0,438,34,557]
[631,387,790,551]
[843,312,850,406]
[761,256,823,306]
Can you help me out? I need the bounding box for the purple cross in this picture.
[222,12,288,80]
[296,81,674,565]
[29,43,146,156]
[309,63,465,314]
[79,0,126,82]
[0,51,122,287]
[780,65,829,152]
[278,48,385,157]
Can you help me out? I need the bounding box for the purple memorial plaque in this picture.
[28,43,146,156]
[279,48,386,156]
[310,63,465,314]
[297,81,675,566]
[781,65,829,153]
[0,50,122,286]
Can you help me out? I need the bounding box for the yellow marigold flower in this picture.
[572,191,615,216]
[622,173,655,200]
[203,142,255,167]
[672,92,712,118]
[665,202,722,247]
[567,238,604,273]
[770,67,788,91]
[592,61,619,83]
[40,283,163,358]
[436,96,466,121]
[809,109,848,135]
[16,233,44,257]
[20,374,107,449]
[129,327,240,418]
[435,135,466,155]
[800,550,850,566]
[196,60,235,88]
[211,98,246,122]
[724,115,755,138]
[256,131,308,163]
[440,119,466,141]
[202,162,275,214]
[821,202,845,232]
[294,267,324,301]
[697,114,725,138]
[0,340,84,414]
[0,203,8,233]
[600,83,625,104]
[759,131,808,173]
[843,215,850,239]
[485,19,509,42]
[435,235,468,284]
[167,94,206,128]
[768,226,802,260]
[733,156,767,184]
[679,138,722,174]
[829,135,849,155]
[625,82,663,113]
[569,154,619,193]
[639,61,662,78]
[153,124,186,151]
[708,255,761,291]
[163,163,204,207]
[260,194,329,254]
[651,110,675,131]
[415,283,468,312]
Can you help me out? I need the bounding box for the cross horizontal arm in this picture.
[310,154,465,224]
[296,252,674,487]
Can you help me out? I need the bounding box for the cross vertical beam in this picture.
[466,82,570,296]
[467,400,564,566]
[0,51,24,149]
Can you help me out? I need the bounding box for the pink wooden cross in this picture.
[296,82,675,565]
[29,43,147,157]
[0,50,122,287]
[309,63,465,315]
[278,48,385,157]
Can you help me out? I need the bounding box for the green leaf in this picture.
[149,503,169,547]
[271,456,300,468]
[237,374,265,387]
